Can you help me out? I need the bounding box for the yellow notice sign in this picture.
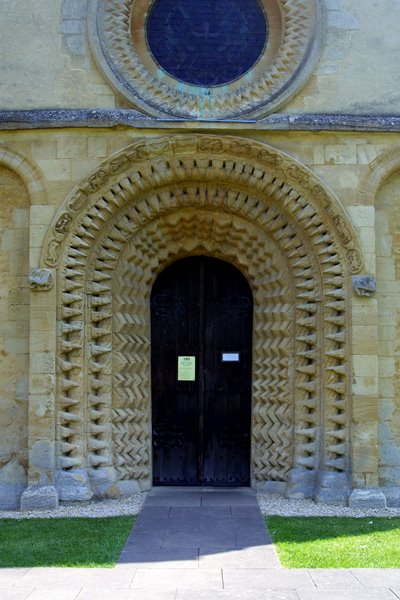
[178,356,196,381]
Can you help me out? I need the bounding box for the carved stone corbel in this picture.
[29,268,54,291]
[352,274,376,297]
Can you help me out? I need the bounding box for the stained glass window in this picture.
[146,0,268,87]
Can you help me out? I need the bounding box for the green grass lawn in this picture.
[0,516,135,568]
[267,516,400,568]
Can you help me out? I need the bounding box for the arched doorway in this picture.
[37,134,365,504]
[151,256,253,486]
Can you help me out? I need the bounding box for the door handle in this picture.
[216,383,225,392]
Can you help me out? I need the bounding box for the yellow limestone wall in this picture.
[1,0,400,114]
[0,127,398,508]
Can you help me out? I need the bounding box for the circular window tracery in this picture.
[89,0,325,119]
[146,0,268,87]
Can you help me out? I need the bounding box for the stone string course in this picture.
[1,110,400,130]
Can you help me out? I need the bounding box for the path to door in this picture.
[118,487,279,570]
[0,490,399,599]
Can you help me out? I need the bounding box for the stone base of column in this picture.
[314,471,351,506]
[20,485,59,511]
[55,469,93,503]
[286,468,317,499]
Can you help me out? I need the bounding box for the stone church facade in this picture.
[0,0,400,510]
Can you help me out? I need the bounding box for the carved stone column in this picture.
[20,268,59,510]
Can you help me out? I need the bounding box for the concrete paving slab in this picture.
[352,569,400,588]
[0,570,31,585]
[235,530,271,546]
[169,507,203,520]
[131,568,223,590]
[233,517,267,531]
[201,492,257,507]
[297,589,397,600]
[77,587,177,600]
[170,505,232,520]
[164,519,202,532]
[146,494,202,507]
[14,567,135,588]
[222,568,315,590]
[162,531,202,549]
[308,569,364,588]
[133,517,182,530]
[26,587,82,600]
[230,506,263,518]
[199,507,232,519]
[137,506,171,519]
[124,531,164,549]
[200,531,237,548]
[176,590,299,600]
[199,545,280,568]
[118,548,199,568]
[0,589,36,600]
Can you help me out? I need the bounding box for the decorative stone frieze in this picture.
[38,134,364,502]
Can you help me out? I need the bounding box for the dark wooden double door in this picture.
[151,256,253,486]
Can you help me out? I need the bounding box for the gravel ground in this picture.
[2,491,400,519]
[0,493,147,520]
[257,492,400,518]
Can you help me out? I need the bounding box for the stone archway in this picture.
[39,134,364,505]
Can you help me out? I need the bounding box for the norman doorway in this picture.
[151,256,253,486]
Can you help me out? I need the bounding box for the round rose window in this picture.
[89,0,324,119]
[146,0,268,87]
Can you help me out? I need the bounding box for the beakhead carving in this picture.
[40,134,362,495]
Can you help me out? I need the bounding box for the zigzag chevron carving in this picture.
[53,135,353,492]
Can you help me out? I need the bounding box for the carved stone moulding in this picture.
[88,0,325,119]
[40,135,367,505]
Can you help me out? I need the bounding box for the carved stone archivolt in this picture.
[88,0,325,119]
[42,134,364,499]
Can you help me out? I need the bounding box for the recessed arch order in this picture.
[42,134,364,502]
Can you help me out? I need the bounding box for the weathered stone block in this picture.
[88,137,108,158]
[253,480,287,495]
[315,471,351,506]
[29,440,56,472]
[88,467,118,498]
[382,487,400,507]
[325,144,357,165]
[352,326,379,356]
[315,488,350,506]
[353,444,379,473]
[20,485,59,511]
[0,458,27,510]
[347,205,375,227]
[353,355,378,377]
[117,479,144,497]
[286,468,317,499]
[30,205,57,226]
[57,138,87,159]
[37,159,71,182]
[30,374,55,396]
[56,469,93,503]
[352,374,378,396]
[353,396,379,422]
[30,352,55,374]
[348,489,387,509]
